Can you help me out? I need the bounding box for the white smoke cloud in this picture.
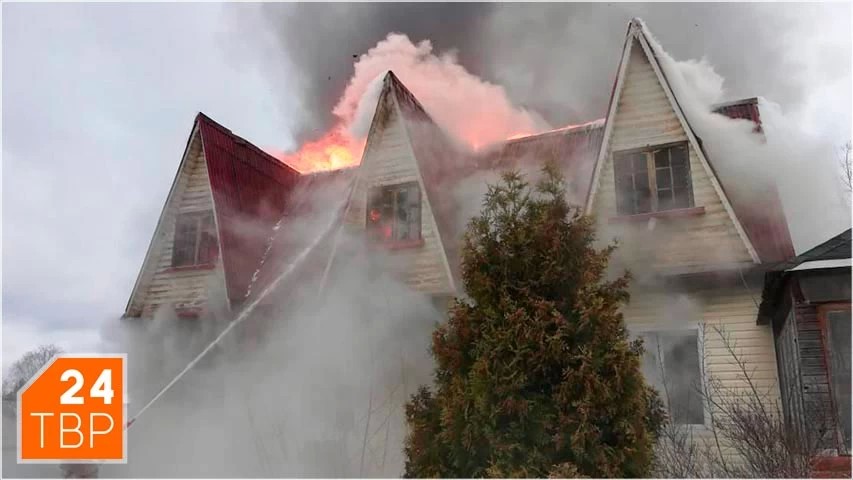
[334,33,549,150]
[639,20,850,253]
[88,181,441,478]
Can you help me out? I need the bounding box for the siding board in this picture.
[131,133,224,317]
[343,95,454,295]
[592,39,752,271]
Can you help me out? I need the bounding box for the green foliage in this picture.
[403,163,663,478]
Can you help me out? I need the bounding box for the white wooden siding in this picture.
[625,286,780,459]
[593,39,752,270]
[344,98,454,295]
[131,132,225,317]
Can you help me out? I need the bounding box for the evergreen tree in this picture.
[404,164,664,478]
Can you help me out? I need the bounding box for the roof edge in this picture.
[195,112,302,178]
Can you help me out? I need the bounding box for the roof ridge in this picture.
[505,120,606,145]
[712,97,759,110]
[195,112,301,178]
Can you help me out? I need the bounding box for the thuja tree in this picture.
[403,164,664,478]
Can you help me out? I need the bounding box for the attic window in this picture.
[172,211,218,267]
[367,183,421,243]
[614,142,693,215]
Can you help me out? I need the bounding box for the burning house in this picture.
[120,18,849,476]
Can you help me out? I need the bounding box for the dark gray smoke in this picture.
[233,2,851,143]
[242,3,494,141]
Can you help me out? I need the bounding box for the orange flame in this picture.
[273,128,365,173]
[274,118,604,173]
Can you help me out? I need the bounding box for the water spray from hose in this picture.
[126,184,353,430]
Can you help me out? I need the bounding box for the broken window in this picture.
[614,143,693,215]
[825,308,851,452]
[367,183,421,243]
[172,211,218,267]
[635,328,705,425]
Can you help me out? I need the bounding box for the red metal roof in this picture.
[242,167,355,305]
[710,98,794,263]
[478,122,605,205]
[713,97,762,132]
[196,113,302,306]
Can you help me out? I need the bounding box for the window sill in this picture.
[608,206,705,223]
[382,238,425,250]
[161,263,216,274]
[174,306,202,319]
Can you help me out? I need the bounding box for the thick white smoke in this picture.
[336,33,549,150]
[639,20,851,253]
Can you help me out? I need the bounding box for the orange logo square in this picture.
[17,354,127,464]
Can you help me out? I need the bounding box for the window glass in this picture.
[172,211,217,267]
[637,329,704,425]
[614,143,693,215]
[367,183,421,242]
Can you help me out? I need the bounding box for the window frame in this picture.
[171,210,218,268]
[629,323,709,427]
[817,302,852,454]
[366,182,423,246]
[613,141,695,216]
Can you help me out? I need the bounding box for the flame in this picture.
[273,128,365,173]
[274,117,605,174]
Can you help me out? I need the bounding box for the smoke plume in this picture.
[242,3,850,140]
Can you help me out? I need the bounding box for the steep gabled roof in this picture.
[195,113,303,307]
[757,228,851,323]
[776,228,851,271]
[385,73,610,287]
[583,18,794,264]
[125,113,324,316]
[386,72,464,289]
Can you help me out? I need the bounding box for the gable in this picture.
[342,73,455,295]
[585,22,762,273]
[197,114,303,307]
[124,126,227,318]
[126,113,305,317]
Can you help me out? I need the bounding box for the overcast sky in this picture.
[2,3,851,369]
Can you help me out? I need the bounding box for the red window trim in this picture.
[175,306,203,319]
[161,263,217,274]
[608,206,705,223]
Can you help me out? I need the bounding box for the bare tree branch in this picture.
[2,344,64,402]
[838,141,852,195]
[651,324,835,478]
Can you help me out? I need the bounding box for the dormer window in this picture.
[172,211,218,267]
[614,142,693,216]
[367,183,421,243]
